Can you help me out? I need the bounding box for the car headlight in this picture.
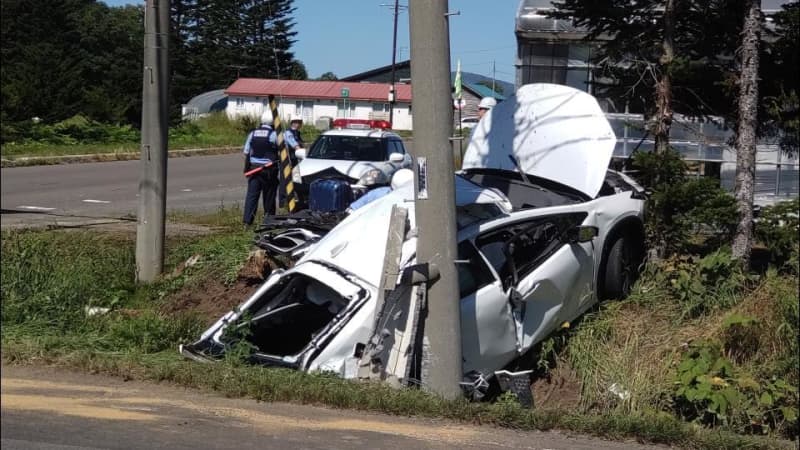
[358,169,389,187]
[292,166,302,184]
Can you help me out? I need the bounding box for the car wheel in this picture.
[602,235,637,300]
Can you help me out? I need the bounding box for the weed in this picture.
[755,198,800,273]
[672,340,799,436]
[0,230,135,330]
[661,249,751,319]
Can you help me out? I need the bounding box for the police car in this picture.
[291,126,412,206]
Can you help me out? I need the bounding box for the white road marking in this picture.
[181,189,192,192]
[82,199,111,204]
[17,205,56,211]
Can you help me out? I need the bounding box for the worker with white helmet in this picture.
[470,97,497,142]
[346,168,414,212]
[477,97,496,120]
[241,109,280,227]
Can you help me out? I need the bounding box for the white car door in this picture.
[474,212,595,355]
[457,240,518,376]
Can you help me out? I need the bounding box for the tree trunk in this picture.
[732,0,762,267]
[654,0,676,156]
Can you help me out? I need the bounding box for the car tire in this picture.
[602,235,637,300]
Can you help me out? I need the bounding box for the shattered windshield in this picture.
[307,135,387,162]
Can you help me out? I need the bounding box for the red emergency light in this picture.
[333,118,392,130]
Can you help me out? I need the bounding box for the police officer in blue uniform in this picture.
[242,110,280,227]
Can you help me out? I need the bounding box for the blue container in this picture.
[308,178,353,212]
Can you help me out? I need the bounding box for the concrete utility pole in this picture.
[409,0,462,399]
[136,0,170,283]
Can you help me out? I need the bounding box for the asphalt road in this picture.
[0,154,246,228]
[1,365,662,450]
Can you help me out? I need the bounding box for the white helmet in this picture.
[290,115,303,124]
[260,109,273,125]
[478,97,497,110]
[391,168,414,190]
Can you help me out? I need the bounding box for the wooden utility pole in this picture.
[409,0,462,399]
[136,0,169,283]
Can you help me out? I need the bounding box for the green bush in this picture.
[1,115,140,146]
[631,149,738,256]
[755,198,800,272]
[662,249,750,319]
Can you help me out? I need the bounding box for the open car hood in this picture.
[461,83,616,198]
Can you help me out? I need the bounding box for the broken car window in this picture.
[475,213,588,288]
[457,241,495,298]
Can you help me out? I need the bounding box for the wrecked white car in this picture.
[181,84,647,395]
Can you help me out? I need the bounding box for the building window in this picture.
[373,103,389,113]
[337,101,357,118]
[236,98,245,109]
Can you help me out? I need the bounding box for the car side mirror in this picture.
[389,152,404,163]
[295,148,307,160]
[399,263,440,285]
[567,226,598,243]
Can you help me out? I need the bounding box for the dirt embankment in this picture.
[161,250,282,326]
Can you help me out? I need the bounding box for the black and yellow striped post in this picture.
[268,94,298,213]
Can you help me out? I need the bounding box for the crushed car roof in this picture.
[461,83,617,198]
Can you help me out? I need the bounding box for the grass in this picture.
[1,217,796,449]
[0,113,244,159]
[0,113,328,160]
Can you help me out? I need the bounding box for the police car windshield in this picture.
[307,136,387,162]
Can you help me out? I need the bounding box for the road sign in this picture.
[341,87,350,98]
[453,98,466,110]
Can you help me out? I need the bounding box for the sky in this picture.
[101,0,520,83]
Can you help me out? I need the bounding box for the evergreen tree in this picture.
[317,72,338,81]
[1,0,143,125]
[760,2,799,155]
[732,0,763,266]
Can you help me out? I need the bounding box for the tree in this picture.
[317,72,338,81]
[731,0,763,266]
[759,2,799,156]
[288,59,308,80]
[1,0,142,125]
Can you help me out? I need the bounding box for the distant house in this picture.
[224,79,413,130]
[343,59,507,127]
[222,61,506,131]
[181,89,228,120]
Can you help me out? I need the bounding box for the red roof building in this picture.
[225,78,412,102]
[224,78,415,130]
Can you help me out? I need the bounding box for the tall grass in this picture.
[1,230,136,331]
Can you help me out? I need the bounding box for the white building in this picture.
[224,78,414,130]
